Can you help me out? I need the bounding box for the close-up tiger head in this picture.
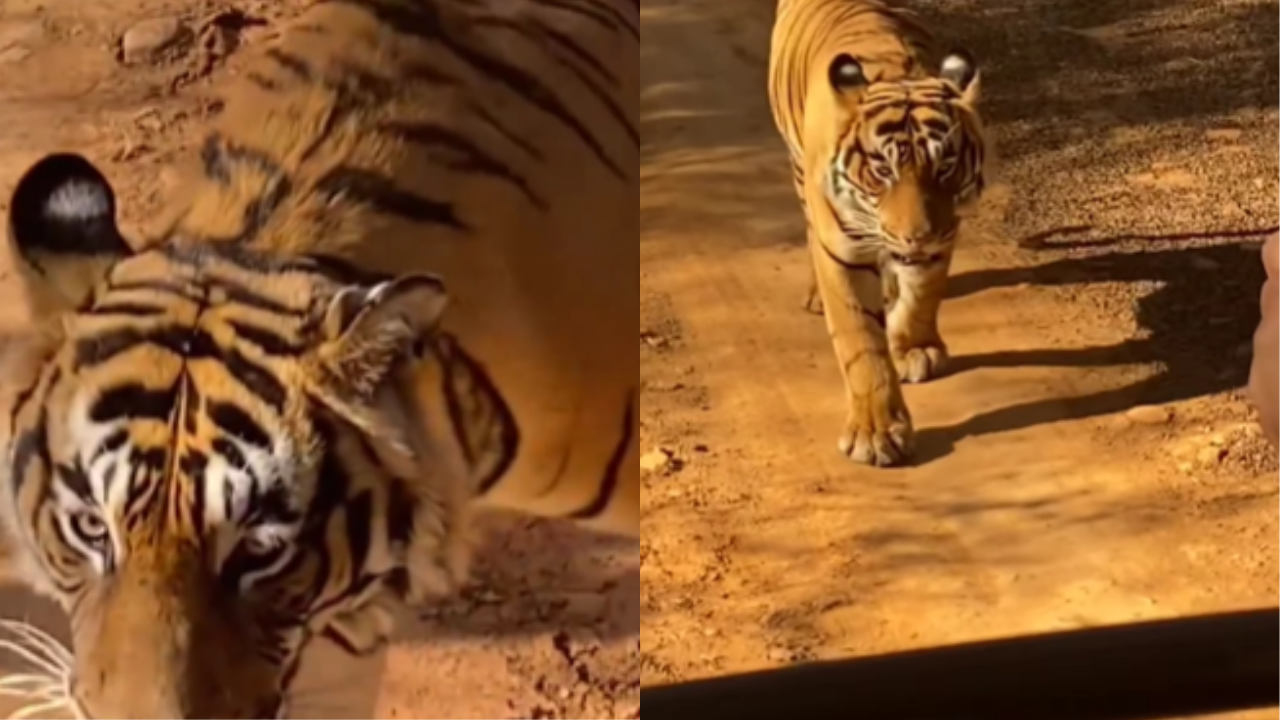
[823,50,986,264]
[0,153,479,718]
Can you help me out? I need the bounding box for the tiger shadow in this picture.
[911,226,1276,464]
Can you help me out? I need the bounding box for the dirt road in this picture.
[639,0,1279,710]
[0,1,638,718]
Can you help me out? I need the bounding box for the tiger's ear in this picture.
[828,53,868,99]
[6,153,133,313]
[939,50,980,105]
[304,274,450,445]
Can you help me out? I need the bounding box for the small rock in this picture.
[640,331,667,349]
[640,448,672,473]
[120,17,194,65]
[1126,405,1171,425]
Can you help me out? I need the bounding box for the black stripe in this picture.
[541,0,639,42]
[263,47,313,81]
[304,421,350,534]
[344,490,374,573]
[201,132,284,186]
[921,117,952,135]
[104,278,202,304]
[304,253,395,286]
[817,240,881,273]
[219,347,289,412]
[246,483,302,527]
[182,374,201,434]
[239,175,294,244]
[74,326,288,411]
[179,450,208,535]
[11,418,49,499]
[199,133,294,243]
[386,478,415,546]
[212,437,248,472]
[8,366,47,489]
[226,320,306,356]
[208,401,273,450]
[89,383,175,423]
[313,166,465,229]
[84,302,167,317]
[74,327,151,369]
[245,72,280,91]
[158,248,310,315]
[568,388,634,521]
[54,462,94,503]
[397,60,545,162]
[321,623,389,657]
[863,307,887,328]
[538,23,638,146]
[380,120,548,210]
[321,0,627,179]
[440,339,520,495]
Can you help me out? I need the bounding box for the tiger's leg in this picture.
[810,232,914,466]
[884,252,955,383]
[801,265,824,315]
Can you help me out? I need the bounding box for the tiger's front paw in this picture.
[892,341,949,384]
[837,394,915,467]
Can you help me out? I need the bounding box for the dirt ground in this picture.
[0,1,638,718]
[640,0,1278,714]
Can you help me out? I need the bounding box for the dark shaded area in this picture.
[644,608,1279,720]
[916,226,1274,460]
[910,0,1279,158]
[642,0,1279,164]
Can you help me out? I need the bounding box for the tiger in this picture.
[767,0,986,467]
[0,0,637,717]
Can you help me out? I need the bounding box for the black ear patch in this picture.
[828,53,868,92]
[8,153,130,259]
[939,49,978,92]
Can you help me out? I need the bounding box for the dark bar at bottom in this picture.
[642,608,1278,720]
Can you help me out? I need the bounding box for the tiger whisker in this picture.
[0,620,73,719]
[0,676,59,695]
[0,640,65,683]
[8,696,71,720]
[0,623,71,669]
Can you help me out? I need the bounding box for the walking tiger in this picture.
[768,0,987,466]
